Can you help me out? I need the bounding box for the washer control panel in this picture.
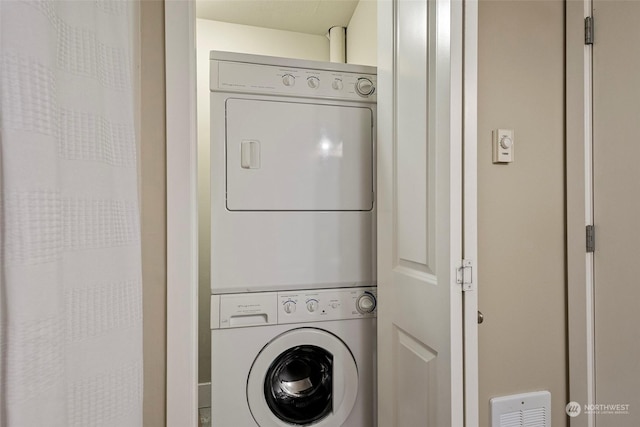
[278,287,376,324]
[212,60,377,102]
[212,287,376,329]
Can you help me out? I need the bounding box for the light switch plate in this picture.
[493,129,514,163]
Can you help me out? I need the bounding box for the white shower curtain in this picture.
[0,1,143,426]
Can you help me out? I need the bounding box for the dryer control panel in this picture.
[211,60,377,102]
[212,287,377,329]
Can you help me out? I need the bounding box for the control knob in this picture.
[355,78,375,97]
[283,300,296,314]
[499,136,513,150]
[307,76,320,89]
[356,293,376,314]
[306,300,319,312]
[332,79,343,90]
[282,74,295,87]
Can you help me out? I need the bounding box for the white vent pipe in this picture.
[328,26,346,63]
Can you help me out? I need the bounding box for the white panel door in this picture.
[377,0,468,425]
[592,1,640,425]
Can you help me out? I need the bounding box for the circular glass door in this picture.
[264,345,332,424]
[247,328,359,427]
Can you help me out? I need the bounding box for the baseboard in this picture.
[198,382,211,409]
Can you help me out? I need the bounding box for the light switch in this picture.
[493,129,514,163]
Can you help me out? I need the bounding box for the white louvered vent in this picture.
[491,391,551,427]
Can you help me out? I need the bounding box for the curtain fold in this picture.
[0,1,143,425]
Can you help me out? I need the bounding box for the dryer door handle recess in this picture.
[240,140,261,169]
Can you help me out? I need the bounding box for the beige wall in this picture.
[347,0,377,66]
[196,19,331,384]
[140,0,166,425]
[477,1,566,426]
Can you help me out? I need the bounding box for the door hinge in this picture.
[457,259,474,291]
[585,16,594,45]
[586,225,595,253]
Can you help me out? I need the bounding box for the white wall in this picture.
[346,0,377,66]
[196,19,330,383]
[197,19,330,62]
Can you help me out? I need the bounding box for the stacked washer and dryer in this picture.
[209,51,377,427]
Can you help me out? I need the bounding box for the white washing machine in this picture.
[210,51,377,294]
[211,287,377,427]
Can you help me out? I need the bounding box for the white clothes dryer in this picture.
[210,287,377,427]
[209,51,377,294]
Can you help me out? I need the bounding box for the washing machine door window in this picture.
[247,328,359,427]
[264,345,332,424]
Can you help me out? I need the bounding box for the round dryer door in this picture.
[247,328,359,427]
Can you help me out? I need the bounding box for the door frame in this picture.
[163,0,478,424]
[463,0,479,424]
[566,0,596,426]
[165,0,199,425]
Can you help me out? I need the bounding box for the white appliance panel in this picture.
[210,53,377,102]
[212,287,377,328]
[210,52,376,295]
[211,287,376,427]
[226,99,374,211]
[211,321,375,427]
[211,94,375,294]
[210,207,374,293]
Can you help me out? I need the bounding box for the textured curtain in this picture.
[0,1,143,426]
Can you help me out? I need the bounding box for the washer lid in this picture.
[247,328,359,427]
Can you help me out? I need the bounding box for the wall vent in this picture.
[490,391,551,427]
